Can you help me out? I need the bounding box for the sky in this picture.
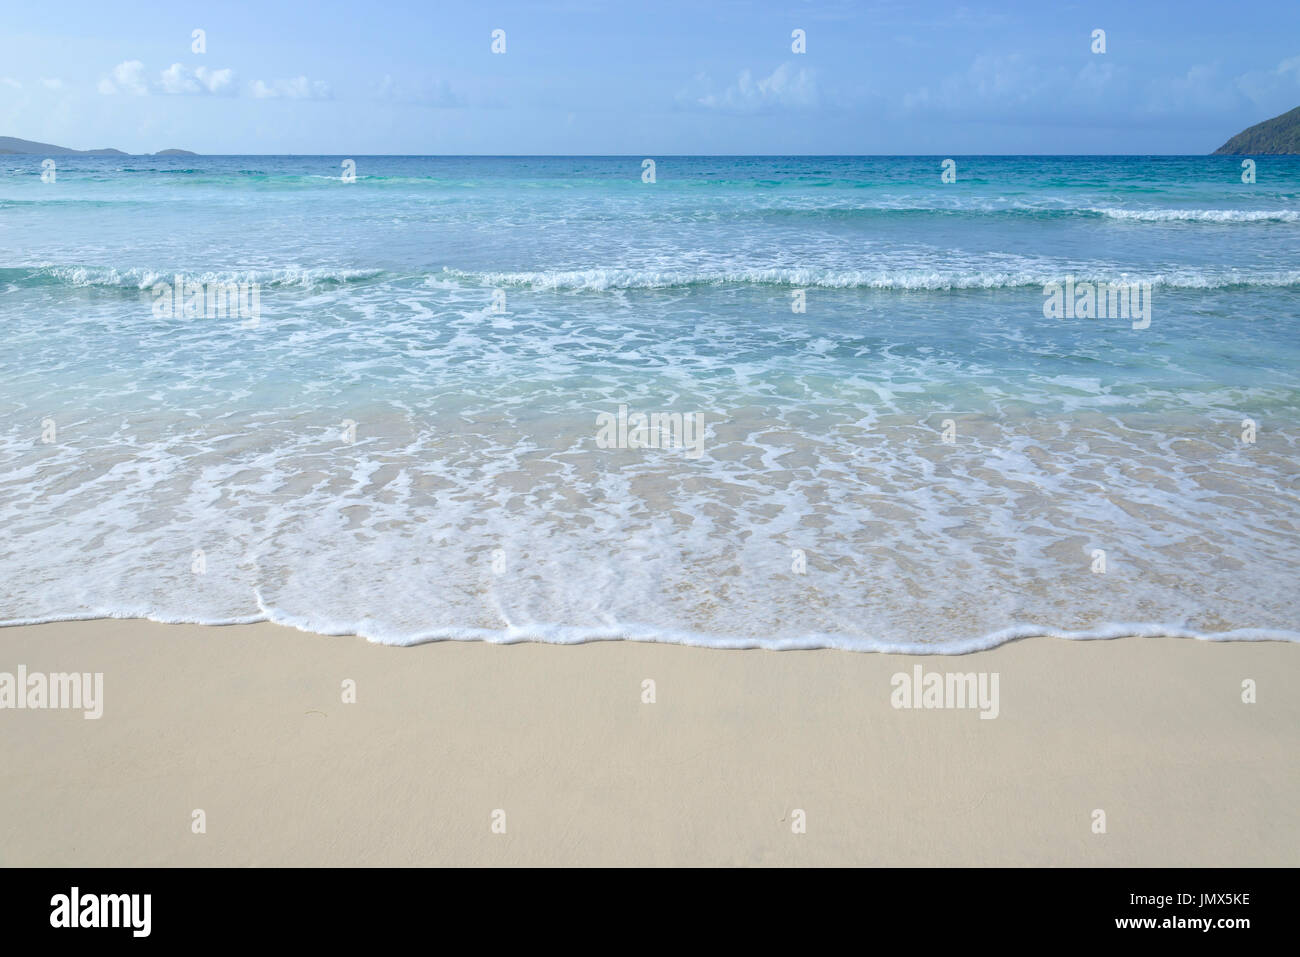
[1,0,1298,154]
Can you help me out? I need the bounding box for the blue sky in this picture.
[2,0,1297,154]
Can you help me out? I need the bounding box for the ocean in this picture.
[1,154,1297,650]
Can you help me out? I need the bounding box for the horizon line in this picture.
[6,152,1258,158]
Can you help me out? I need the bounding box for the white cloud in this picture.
[1276,55,1300,79]
[691,63,819,112]
[374,74,462,107]
[98,60,149,95]
[1,78,21,90]
[159,63,235,95]
[938,54,1044,105]
[158,63,194,94]
[40,78,64,91]
[1144,63,1242,114]
[899,50,1300,125]
[1233,55,1300,105]
[99,60,237,96]
[1075,60,1116,95]
[901,54,1129,117]
[250,76,331,100]
[1143,55,1300,116]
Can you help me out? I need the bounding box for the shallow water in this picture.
[1,155,1297,649]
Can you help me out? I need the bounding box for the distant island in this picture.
[0,136,196,157]
[1213,105,1300,154]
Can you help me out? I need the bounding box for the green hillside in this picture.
[1213,105,1300,154]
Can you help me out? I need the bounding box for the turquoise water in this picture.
[1,155,1298,649]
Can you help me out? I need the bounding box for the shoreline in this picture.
[3,614,1297,654]
[2,618,1296,866]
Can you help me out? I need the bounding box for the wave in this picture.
[731,204,1300,225]
[440,265,1300,291]
[2,608,1297,653]
[1091,207,1300,223]
[0,264,387,290]
[6,187,1297,224]
[7,262,1299,294]
[0,198,157,208]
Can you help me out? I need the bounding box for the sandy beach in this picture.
[1,619,1295,867]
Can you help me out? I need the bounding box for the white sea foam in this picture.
[441,265,1300,291]
[3,392,1297,651]
[12,264,385,289]
[5,156,1300,652]
[1092,207,1300,223]
[3,607,1297,653]
[10,260,1298,294]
